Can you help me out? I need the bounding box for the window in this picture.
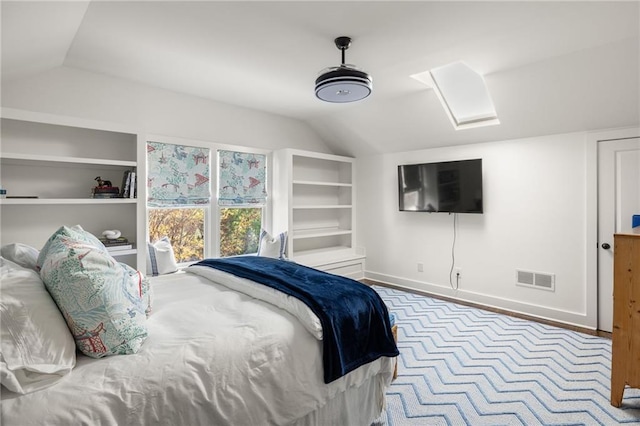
[147,141,211,263]
[217,150,267,257]
[410,61,499,130]
[147,141,269,262]
[148,207,205,263]
[219,207,262,257]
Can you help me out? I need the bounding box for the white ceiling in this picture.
[2,1,639,156]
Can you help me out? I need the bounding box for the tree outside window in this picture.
[148,206,263,261]
[219,207,262,257]
[148,208,205,263]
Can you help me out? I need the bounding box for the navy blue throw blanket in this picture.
[193,256,399,383]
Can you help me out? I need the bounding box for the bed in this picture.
[0,230,398,426]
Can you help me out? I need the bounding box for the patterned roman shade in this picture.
[218,150,267,205]
[147,141,211,207]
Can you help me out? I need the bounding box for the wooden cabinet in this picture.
[0,108,144,269]
[273,149,364,278]
[611,233,640,407]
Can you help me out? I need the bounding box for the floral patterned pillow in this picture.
[36,225,107,271]
[39,233,148,358]
[123,264,153,317]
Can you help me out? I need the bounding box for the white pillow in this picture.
[257,229,287,259]
[0,257,76,394]
[1,243,40,271]
[147,236,178,276]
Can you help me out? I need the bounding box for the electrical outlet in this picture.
[417,262,424,272]
[455,267,462,278]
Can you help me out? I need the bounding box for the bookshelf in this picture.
[0,108,145,269]
[273,149,364,279]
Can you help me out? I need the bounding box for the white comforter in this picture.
[1,270,394,426]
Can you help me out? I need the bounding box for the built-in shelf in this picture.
[0,108,144,270]
[0,198,137,205]
[273,149,361,277]
[293,246,364,265]
[0,153,137,168]
[293,228,352,239]
[293,180,353,188]
[293,205,352,209]
[109,249,137,257]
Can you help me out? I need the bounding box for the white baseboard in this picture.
[365,270,596,330]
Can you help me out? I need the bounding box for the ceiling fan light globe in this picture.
[315,67,372,103]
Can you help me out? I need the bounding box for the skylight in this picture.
[411,62,499,130]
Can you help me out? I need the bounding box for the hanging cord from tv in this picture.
[449,213,459,290]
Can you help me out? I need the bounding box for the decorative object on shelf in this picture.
[315,36,372,103]
[102,230,122,240]
[92,176,120,199]
[633,214,640,229]
[0,189,6,199]
[94,176,113,188]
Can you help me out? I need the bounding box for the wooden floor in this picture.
[362,278,611,339]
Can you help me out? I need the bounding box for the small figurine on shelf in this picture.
[92,176,120,199]
[94,176,113,188]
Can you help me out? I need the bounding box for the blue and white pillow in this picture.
[257,229,287,259]
[36,225,107,271]
[39,233,148,358]
[146,236,178,276]
[124,264,153,317]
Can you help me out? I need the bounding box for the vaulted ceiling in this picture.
[2,1,639,156]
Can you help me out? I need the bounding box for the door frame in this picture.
[586,127,640,331]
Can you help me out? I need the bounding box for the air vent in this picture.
[516,269,555,292]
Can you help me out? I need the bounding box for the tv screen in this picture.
[398,159,483,213]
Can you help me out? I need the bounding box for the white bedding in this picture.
[1,270,394,425]
[188,264,324,339]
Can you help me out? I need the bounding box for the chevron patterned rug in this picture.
[373,285,640,426]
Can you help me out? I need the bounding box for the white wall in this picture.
[1,66,332,153]
[357,132,593,328]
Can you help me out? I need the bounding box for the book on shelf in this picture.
[106,244,133,252]
[99,237,129,246]
[92,193,120,199]
[121,170,131,198]
[130,171,136,199]
[120,170,137,198]
[93,185,120,199]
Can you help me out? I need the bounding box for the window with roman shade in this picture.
[218,150,267,205]
[147,141,211,207]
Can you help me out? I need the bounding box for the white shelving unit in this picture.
[273,149,364,279]
[0,108,145,269]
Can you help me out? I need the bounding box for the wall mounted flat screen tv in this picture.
[398,159,483,213]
